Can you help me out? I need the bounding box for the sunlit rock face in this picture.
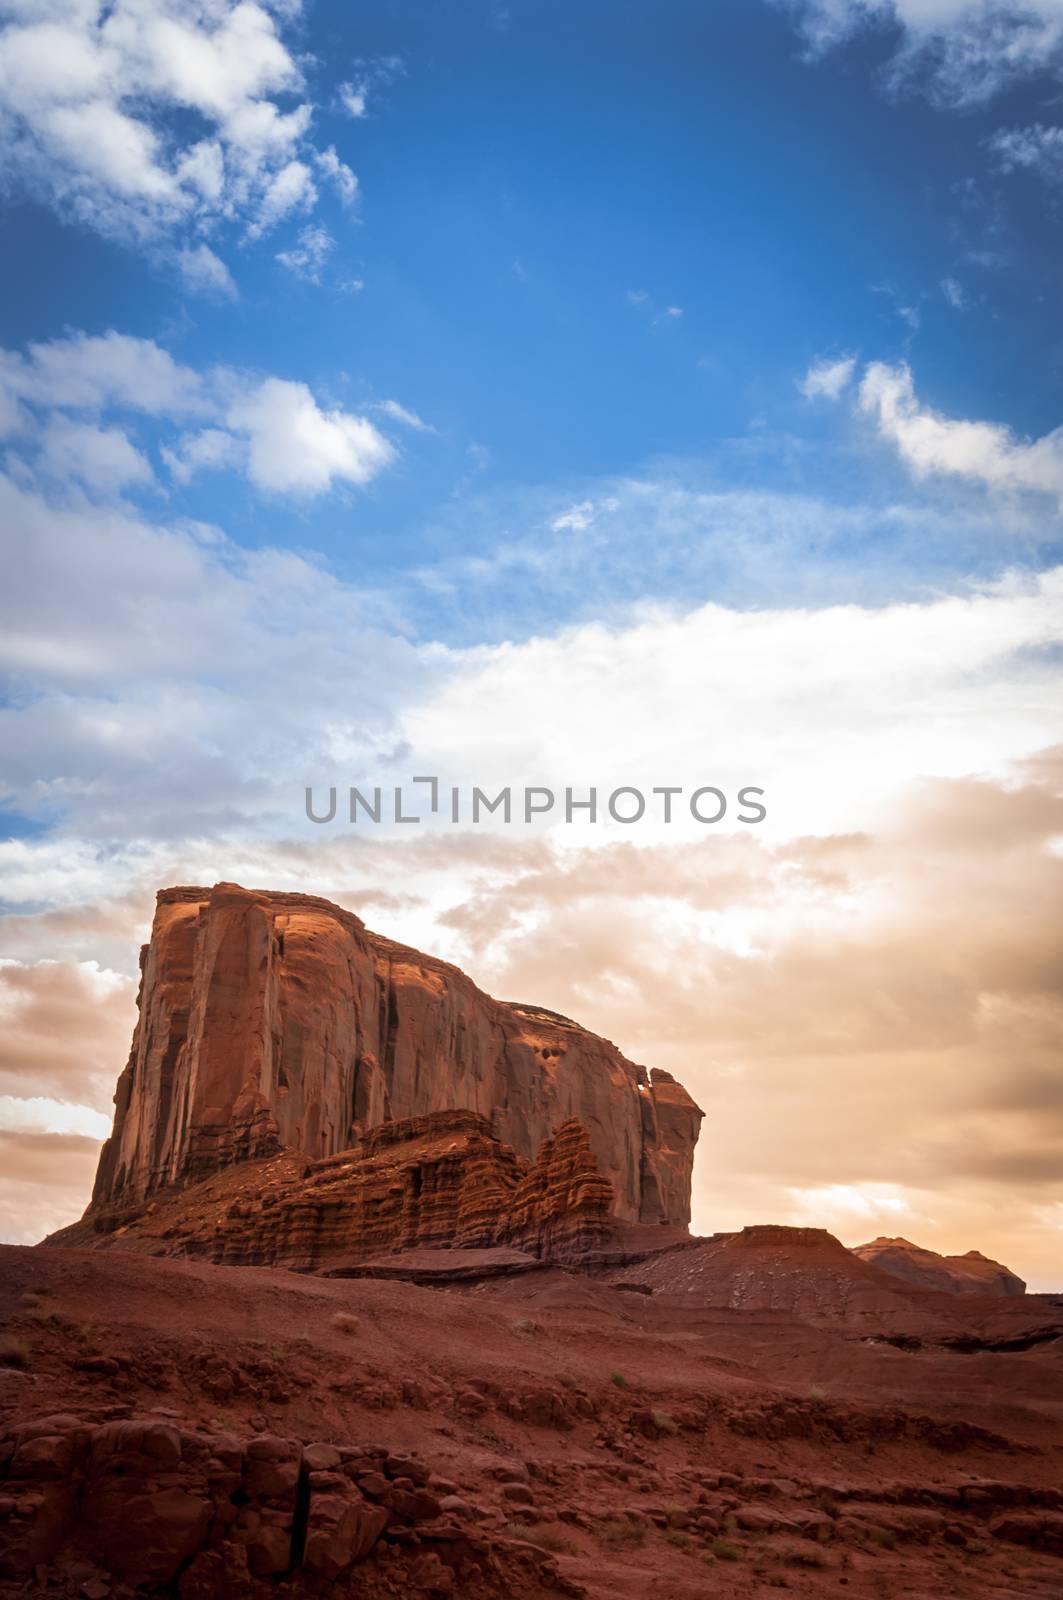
[89,882,703,1228]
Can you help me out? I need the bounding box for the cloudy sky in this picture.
[1,0,1061,1286]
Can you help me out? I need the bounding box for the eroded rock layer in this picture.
[89,883,703,1228]
[58,1110,615,1271]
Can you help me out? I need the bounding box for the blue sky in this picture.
[1,0,1062,629]
[1,0,1062,1280]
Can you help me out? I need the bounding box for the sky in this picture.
[0,0,1061,1286]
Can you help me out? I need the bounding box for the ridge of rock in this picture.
[852,1236,1026,1298]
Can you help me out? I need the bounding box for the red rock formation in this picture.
[89,882,702,1228]
[852,1236,1026,1298]
[499,1118,614,1262]
[58,1109,616,1270]
[612,1225,954,1329]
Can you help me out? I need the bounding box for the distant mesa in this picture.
[852,1235,1026,1299]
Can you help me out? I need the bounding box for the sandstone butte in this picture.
[65,882,704,1267]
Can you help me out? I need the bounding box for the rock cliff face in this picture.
[852,1237,1026,1298]
[89,883,702,1229]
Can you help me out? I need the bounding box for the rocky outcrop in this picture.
[852,1237,1026,1298]
[0,1415,569,1596]
[58,1110,616,1270]
[88,882,703,1229]
[499,1118,615,1261]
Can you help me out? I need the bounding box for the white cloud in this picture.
[625,290,648,305]
[336,55,404,121]
[315,144,358,206]
[378,399,431,431]
[989,122,1063,184]
[276,222,333,283]
[401,567,1063,842]
[160,425,239,483]
[799,353,856,400]
[784,0,1063,105]
[338,81,367,118]
[550,499,596,532]
[249,156,316,237]
[0,1094,110,1141]
[940,275,967,310]
[0,0,360,247]
[2,329,209,419]
[0,470,425,836]
[663,305,683,319]
[0,327,400,501]
[788,1182,915,1228]
[225,376,396,495]
[37,417,153,493]
[176,242,237,299]
[859,360,1063,503]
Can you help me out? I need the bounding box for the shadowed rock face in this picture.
[852,1237,1026,1298]
[89,882,703,1228]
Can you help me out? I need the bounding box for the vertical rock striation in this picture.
[90,883,703,1228]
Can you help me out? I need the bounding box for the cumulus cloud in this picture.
[859,360,1063,503]
[0,0,361,261]
[225,377,396,494]
[37,417,154,493]
[783,0,1063,106]
[799,353,856,400]
[1,328,208,419]
[0,327,400,500]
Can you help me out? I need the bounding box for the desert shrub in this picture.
[522,1524,579,1556]
[783,1545,828,1568]
[610,1370,628,1389]
[808,1384,827,1401]
[710,1537,742,1562]
[330,1311,360,1335]
[0,1335,30,1369]
[663,1529,691,1550]
[651,1408,678,1435]
[599,1518,645,1547]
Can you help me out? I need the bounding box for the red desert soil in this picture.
[2,1241,1062,1600]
